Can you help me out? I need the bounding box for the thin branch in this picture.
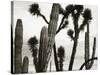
[79,57,98,70]
[40,13,49,24]
[56,16,65,34]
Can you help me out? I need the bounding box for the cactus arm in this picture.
[79,57,97,70]
[88,37,96,69]
[22,56,29,73]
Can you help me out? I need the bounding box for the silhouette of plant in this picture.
[28,3,93,71]
[28,36,38,71]
[29,3,49,24]
[67,5,92,70]
[28,36,38,57]
[57,46,65,71]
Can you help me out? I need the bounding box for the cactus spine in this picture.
[38,26,48,72]
[22,56,29,73]
[47,3,60,65]
[14,19,23,73]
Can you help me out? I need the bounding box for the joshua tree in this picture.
[29,3,49,24]
[29,3,93,71]
[29,3,72,71]
[29,3,60,71]
[57,46,65,71]
[67,6,92,70]
[28,36,38,71]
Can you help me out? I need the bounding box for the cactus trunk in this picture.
[14,19,23,73]
[84,24,90,69]
[22,56,29,73]
[38,26,48,72]
[85,32,90,69]
[47,3,60,66]
[89,37,96,68]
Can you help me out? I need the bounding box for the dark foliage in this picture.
[29,3,40,16]
[57,46,65,71]
[67,29,74,40]
[58,46,65,61]
[83,8,92,20]
[80,9,92,30]
[28,36,38,57]
[74,5,83,13]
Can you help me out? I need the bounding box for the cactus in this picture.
[80,37,97,70]
[85,24,90,69]
[22,56,29,73]
[14,19,23,73]
[84,23,96,69]
[38,26,48,72]
[14,19,29,73]
[85,32,90,69]
[46,3,60,66]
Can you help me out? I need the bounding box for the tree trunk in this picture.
[53,43,60,71]
[68,34,79,70]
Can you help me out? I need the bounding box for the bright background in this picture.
[0,0,100,75]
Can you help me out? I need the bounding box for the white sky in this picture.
[13,1,98,71]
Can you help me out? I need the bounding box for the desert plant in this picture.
[14,19,29,73]
[28,26,48,72]
[68,6,92,70]
[22,56,29,73]
[29,3,49,24]
[14,19,23,73]
[57,46,65,71]
[38,26,48,72]
[28,36,38,71]
[84,33,97,69]
[46,3,60,66]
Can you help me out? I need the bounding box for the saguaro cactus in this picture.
[14,19,23,73]
[38,26,48,72]
[47,3,60,65]
[22,56,29,73]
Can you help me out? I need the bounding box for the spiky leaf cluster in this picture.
[29,3,40,16]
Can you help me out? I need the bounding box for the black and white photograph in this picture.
[11,1,98,74]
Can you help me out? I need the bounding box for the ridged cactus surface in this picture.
[22,56,29,73]
[14,19,23,73]
[85,32,90,69]
[38,26,48,72]
[47,3,60,64]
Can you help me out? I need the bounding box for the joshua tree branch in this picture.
[79,57,98,70]
[56,16,65,34]
[40,13,49,24]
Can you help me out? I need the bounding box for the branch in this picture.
[79,57,98,70]
[40,13,49,24]
[56,16,65,34]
